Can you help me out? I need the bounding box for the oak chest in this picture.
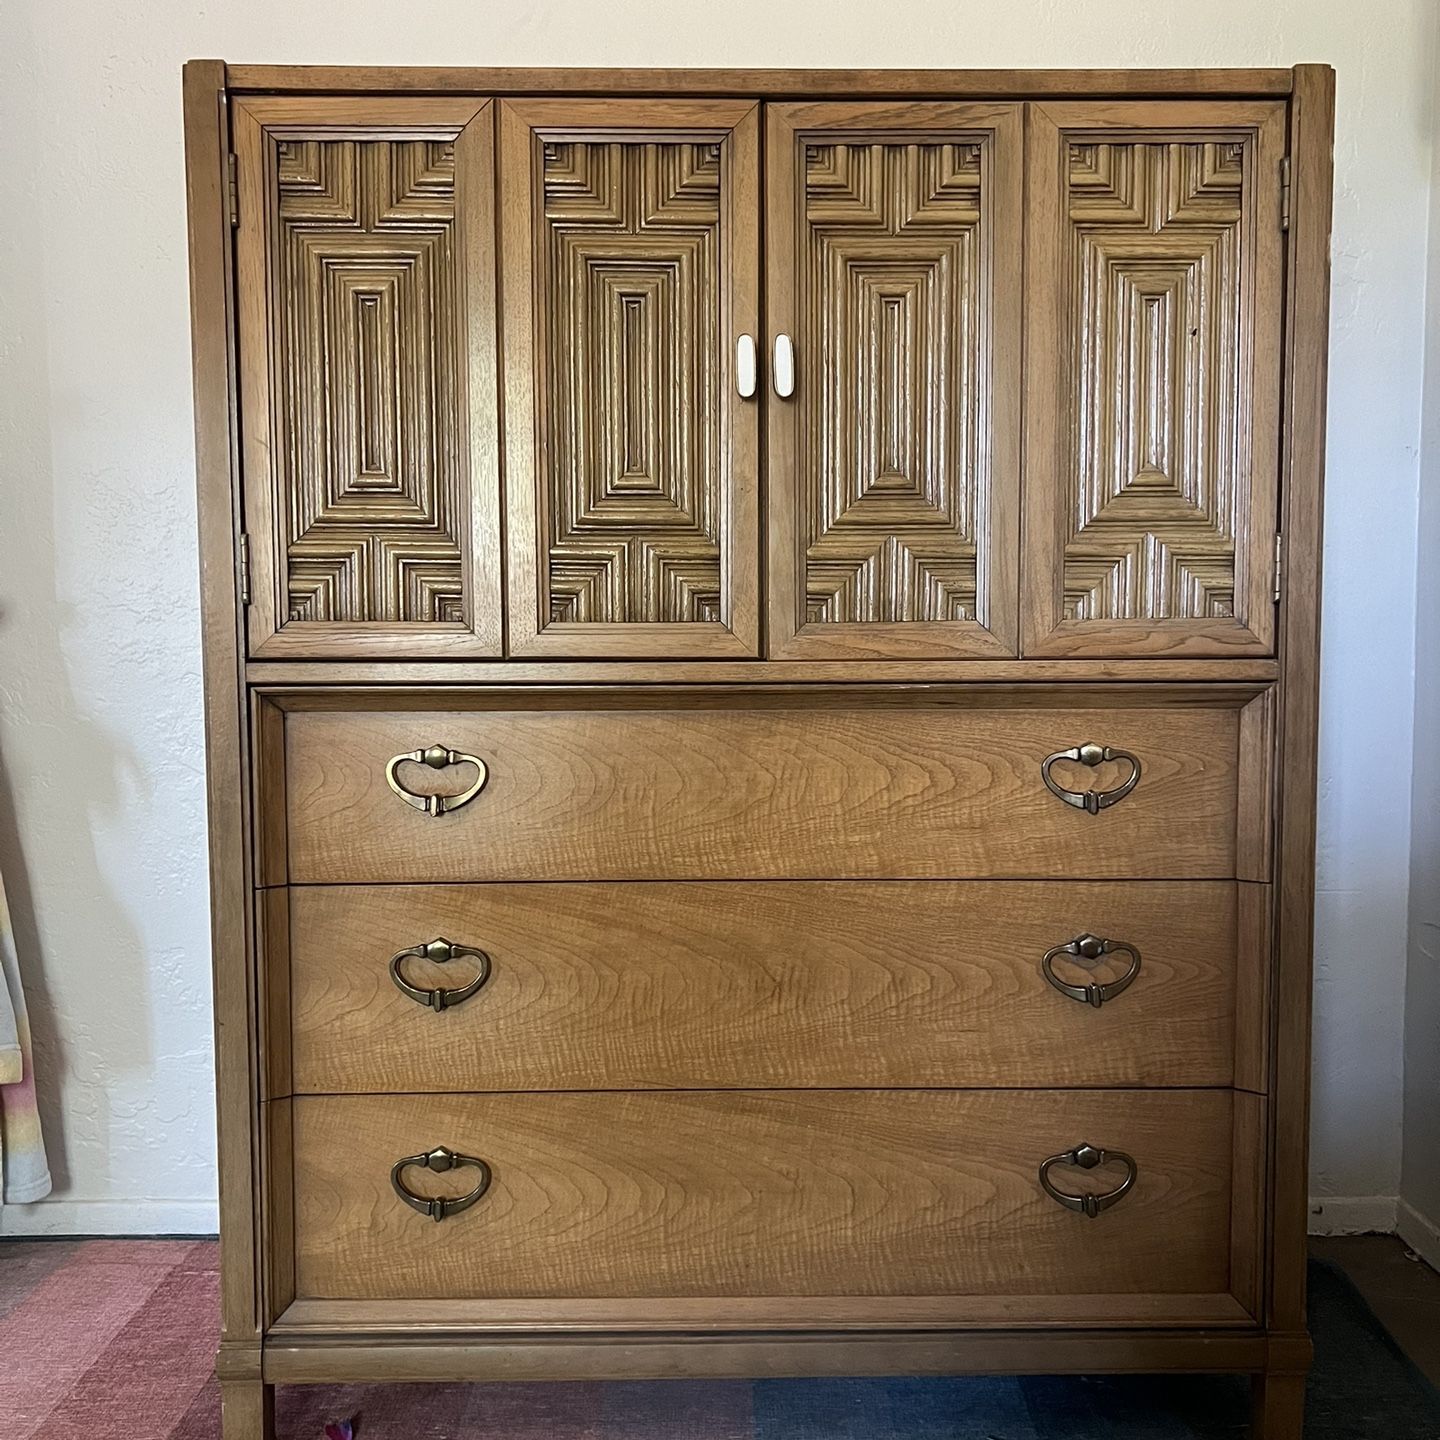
[184,60,1334,1439]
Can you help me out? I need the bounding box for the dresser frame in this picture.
[184,61,1334,1439]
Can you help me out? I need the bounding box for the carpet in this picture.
[1,1240,1437,1438]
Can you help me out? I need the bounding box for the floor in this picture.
[1310,1235,1440,1387]
[0,1234,1435,1438]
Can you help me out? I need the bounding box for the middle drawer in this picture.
[287,881,1258,1092]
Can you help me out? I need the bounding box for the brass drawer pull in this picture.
[1041,742,1141,814]
[386,745,488,817]
[1041,933,1141,1009]
[390,938,492,1013]
[1039,1143,1137,1218]
[391,1146,492,1223]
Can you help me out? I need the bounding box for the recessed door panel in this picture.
[500,101,761,657]
[233,98,502,658]
[1022,101,1286,657]
[766,103,1022,659]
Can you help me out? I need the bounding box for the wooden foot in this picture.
[220,1375,275,1440]
[1251,1371,1306,1439]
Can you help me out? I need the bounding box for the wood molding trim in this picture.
[1267,61,1335,1333]
[250,680,1270,711]
[182,58,261,1346]
[246,659,1283,685]
[271,1294,1255,1336]
[219,66,1297,99]
[261,1328,1286,1385]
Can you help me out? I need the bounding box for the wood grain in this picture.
[261,1326,1277,1385]
[1237,687,1277,880]
[284,704,1240,882]
[182,57,263,1358]
[258,886,291,1100]
[219,1372,274,1440]
[288,880,1240,1092]
[1268,62,1335,1337]
[223,67,1297,99]
[1252,1370,1306,1439]
[292,1089,1238,1302]
[245,657,1282,685]
[261,1097,295,1328]
[1234,882,1272,1096]
[1022,101,1287,658]
[251,695,288,887]
[265,680,1266,711]
[500,100,761,658]
[765,103,1021,658]
[1231,1089,1267,1320]
[232,97,502,660]
[270,1290,1253,1335]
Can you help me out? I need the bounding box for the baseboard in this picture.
[0,1199,219,1237]
[1306,1195,1399,1235]
[1397,1199,1440,1271]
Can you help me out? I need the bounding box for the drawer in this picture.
[287,881,1260,1092]
[290,1089,1252,1318]
[283,705,1241,882]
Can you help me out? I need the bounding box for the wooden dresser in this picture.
[183,62,1334,1439]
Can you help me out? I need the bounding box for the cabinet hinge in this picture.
[1280,155,1291,232]
[1272,532,1284,604]
[239,533,252,606]
[226,153,239,228]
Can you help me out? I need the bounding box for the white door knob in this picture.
[735,334,757,399]
[772,334,795,399]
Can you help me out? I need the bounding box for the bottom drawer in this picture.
[291,1090,1259,1321]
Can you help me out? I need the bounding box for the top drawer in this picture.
[281,702,1245,883]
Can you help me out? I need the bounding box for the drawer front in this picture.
[284,706,1239,882]
[292,1089,1239,1306]
[289,881,1246,1092]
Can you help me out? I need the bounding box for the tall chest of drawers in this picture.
[184,62,1334,1439]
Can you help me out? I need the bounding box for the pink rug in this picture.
[0,1239,760,1439]
[1,1240,222,1438]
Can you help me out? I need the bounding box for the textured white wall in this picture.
[0,1,1431,1234]
[1401,30,1440,1265]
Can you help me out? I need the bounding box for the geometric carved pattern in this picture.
[801,142,984,624]
[275,139,464,624]
[1063,139,1249,622]
[542,141,723,624]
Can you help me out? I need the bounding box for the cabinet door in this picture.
[234,99,502,658]
[500,101,761,658]
[1023,102,1286,657]
[765,103,1022,659]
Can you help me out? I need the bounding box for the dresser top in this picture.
[203,62,1314,99]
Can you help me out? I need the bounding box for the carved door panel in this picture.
[233,99,502,658]
[765,103,1022,659]
[1022,102,1287,657]
[500,101,761,658]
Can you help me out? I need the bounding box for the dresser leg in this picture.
[1251,1371,1306,1439]
[221,1376,275,1440]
